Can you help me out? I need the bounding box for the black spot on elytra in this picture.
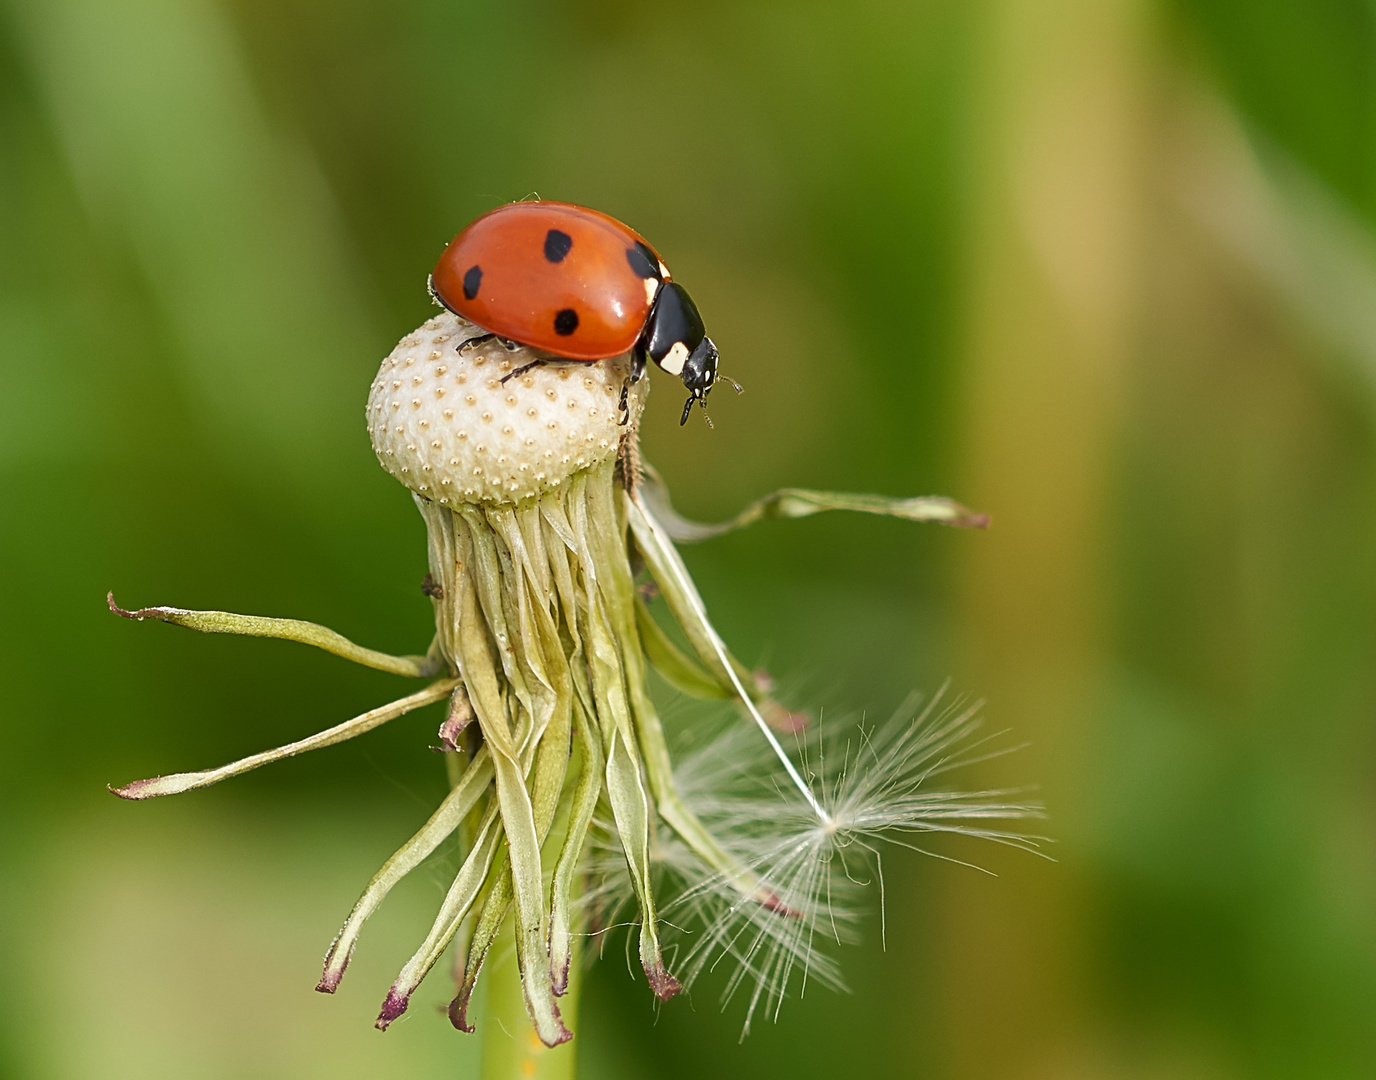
[544,229,573,263]
[553,308,579,336]
[626,242,660,280]
[462,265,482,301]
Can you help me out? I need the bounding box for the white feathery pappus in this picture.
[579,686,1049,1035]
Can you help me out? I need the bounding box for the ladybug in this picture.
[429,201,727,426]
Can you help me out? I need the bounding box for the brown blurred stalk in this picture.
[939,0,1145,1075]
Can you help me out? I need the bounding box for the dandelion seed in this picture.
[582,687,1046,1036]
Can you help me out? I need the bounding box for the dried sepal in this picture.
[376,802,506,1030]
[110,678,458,799]
[106,592,444,677]
[450,516,570,1046]
[637,464,990,541]
[448,861,513,1032]
[547,698,604,996]
[436,684,474,751]
[318,745,495,993]
[405,489,596,1045]
[573,469,680,997]
[625,493,763,703]
[635,593,735,700]
[606,729,680,1000]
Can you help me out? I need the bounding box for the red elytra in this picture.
[430,201,668,361]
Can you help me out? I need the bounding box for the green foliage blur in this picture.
[2,1,1374,1077]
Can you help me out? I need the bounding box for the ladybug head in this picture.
[643,282,731,426]
[678,336,719,426]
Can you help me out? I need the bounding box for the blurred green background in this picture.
[3,0,1375,1076]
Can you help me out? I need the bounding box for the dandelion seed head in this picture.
[366,312,644,504]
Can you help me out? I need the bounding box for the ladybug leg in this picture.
[459,334,524,356]
[457,333,498,354]
[619,343,648,426]
[499,360,546,385]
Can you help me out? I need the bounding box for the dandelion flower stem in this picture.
[480,917,580,1080]
[629,490,832,826]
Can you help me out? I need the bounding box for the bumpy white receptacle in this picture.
[367,312,647,505]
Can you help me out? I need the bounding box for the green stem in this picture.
[480,916,580,1080]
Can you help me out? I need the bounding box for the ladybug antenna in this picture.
[720,374,743,394]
